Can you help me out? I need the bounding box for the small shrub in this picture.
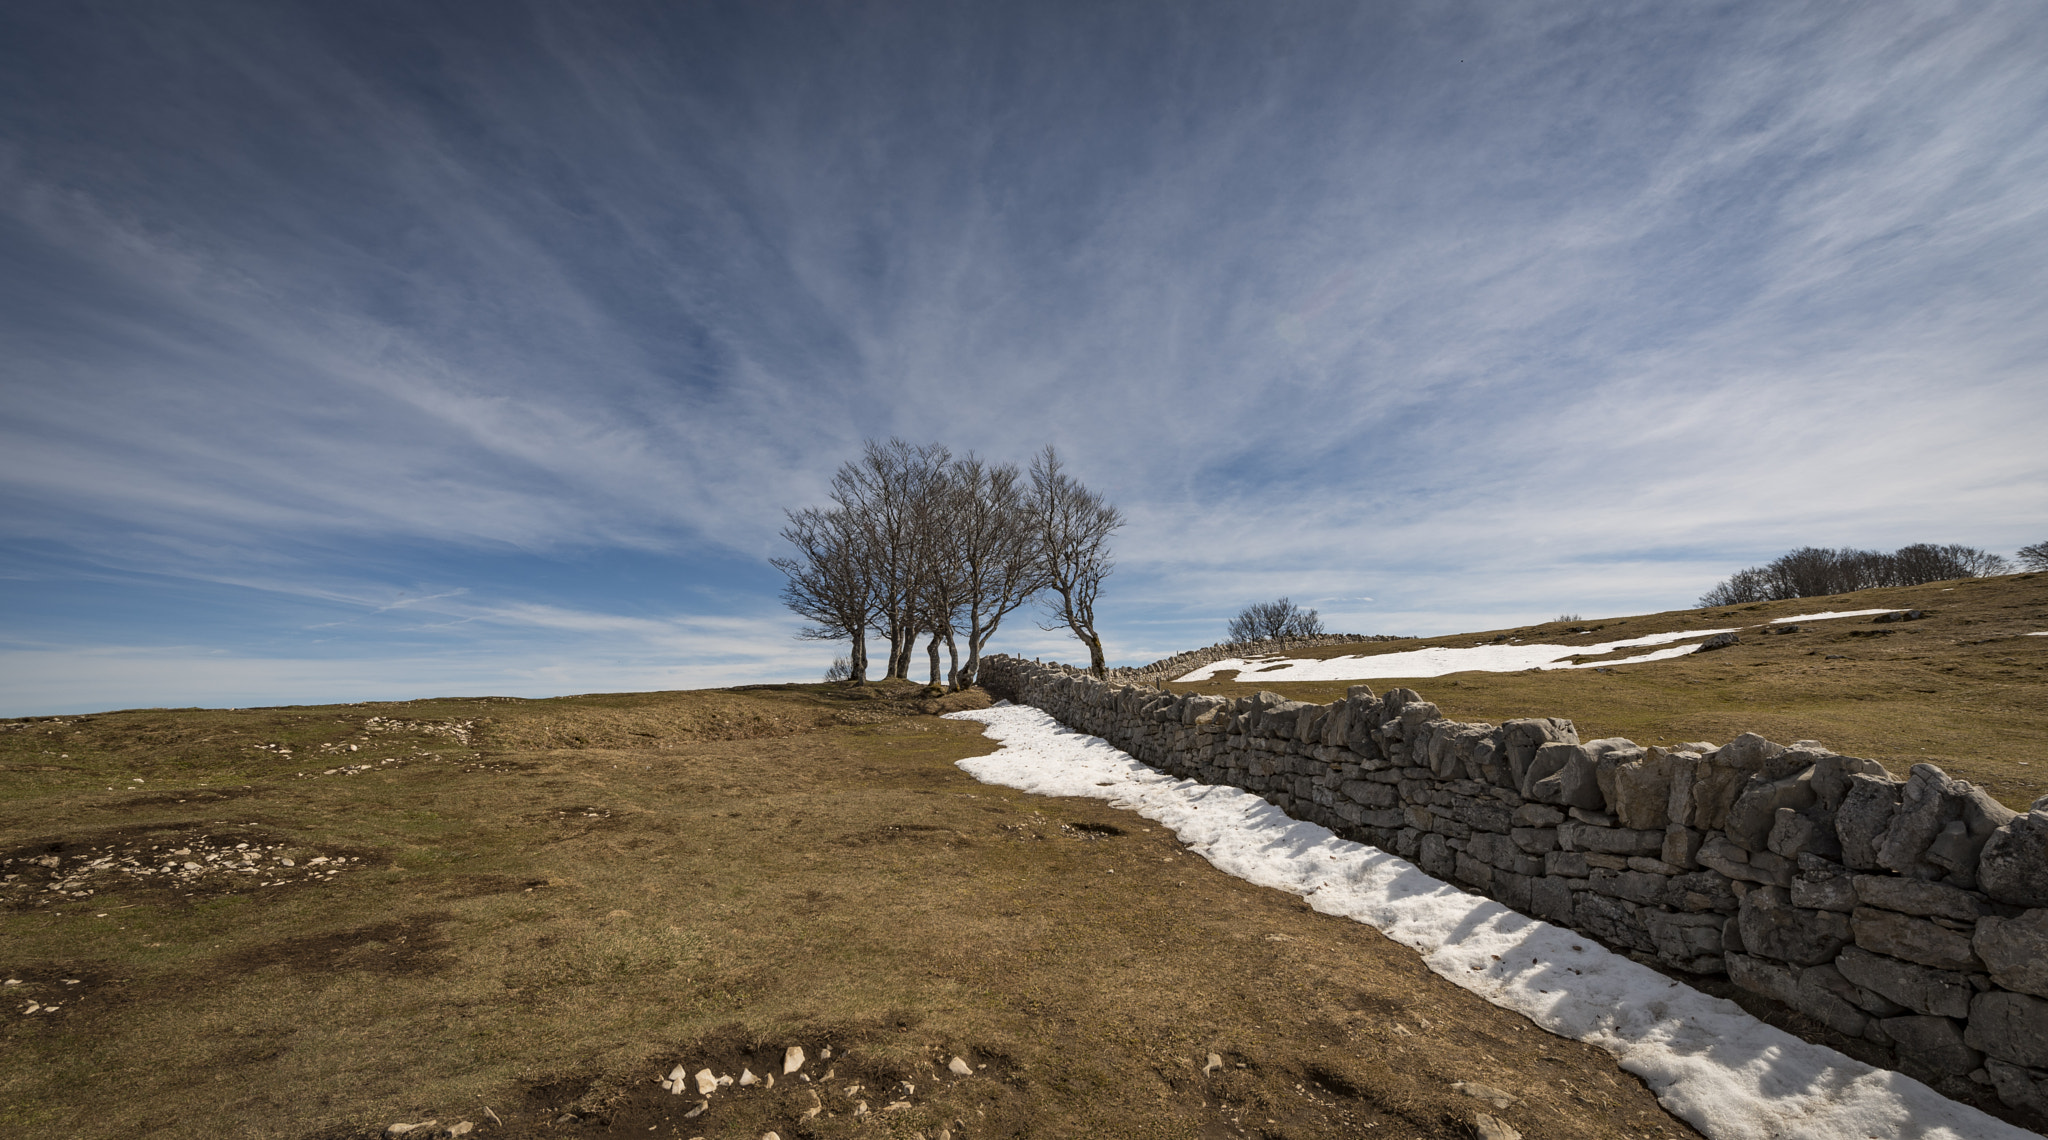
[822,657,852,683]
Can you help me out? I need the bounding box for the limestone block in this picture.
[1453,797,1514,835]
[1514,803,1566,828]
[1418,833,1455,880]
[1455,852,1495,890]
[1985,1059,2048,1117]
[1557,820,1663,856]
[1665,870,1738,913]
[1511,827,1558,856]
[1696,834,1765,884]
[1834,946,1975,1018]
[1810,753,1892,812]
[1727,769,1818,852]
[1530,875,1573,923]
[1544,851,1588,878]
[1933,784,2014,889]
[1521,741,1579,805]
[1768,806,1842,862]
[1979,809,2048,908]
[1494,869,1533,912]
[1966,991,2048,1069]
[1789,963,1871,1037]
[1502,717,1577,789]
[1974,910,2048,998]
[1646,908,1724,967]
[1851,875,1987,922]
[1575,892,1652,952]
[1747,850,1796,887]
[1790,871,1857,913]
[1836,773,1902,872]
[1739,886,1851,966]
[1727,952,1798,1004]
[1882,1015,1982,1078]
[1340,780,1397,808]
[1851,907,1984,972]
[1876,764,1969,878]
[1662,825,1704,870]
[1470,735,1511,788]
[1609,748,1676,830]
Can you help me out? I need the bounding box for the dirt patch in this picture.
[90,785,261,808]
[0,823,376,910]
[224,912,454,976]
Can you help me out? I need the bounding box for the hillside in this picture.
[2,680,1699,1139]
[1164,571,2048,809]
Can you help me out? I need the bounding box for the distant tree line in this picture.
[1226,597,1326,642]
[773,440,1123,688]
[1696,543,2013,607]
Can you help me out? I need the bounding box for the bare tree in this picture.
[943,454,1046,690]
[1030,446,1123,678]
[771,506,875,682]
[1697,542,2013,607]
[828,439,952,679]
[2020,541,2048,572]
[1227,597,1324,642]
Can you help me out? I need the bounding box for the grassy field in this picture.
[3,681,1700,1140]
[1171,573,2048,810]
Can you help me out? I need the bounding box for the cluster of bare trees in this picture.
[773,440,1124,687]
[1226,597,1326,642]
[1696,543,2013,607]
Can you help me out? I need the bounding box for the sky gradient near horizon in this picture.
[4,1,2046,716]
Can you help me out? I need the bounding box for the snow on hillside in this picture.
[1175,627,1739,683]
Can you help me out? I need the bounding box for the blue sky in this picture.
[4,1,2045,716]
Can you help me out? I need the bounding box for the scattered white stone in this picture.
[764,1073,775,1088]
[739,1067,759,1086]
[885,1100,912,1111]
[1455,1081,1517,1109]
[3,980,19,986]
[820,1045,832,1059]
[1203,1053,1223,1075]
[384,1123,435,1137]
[694,1068,718,1095]
[949,1056,973,1076]
[784,1045,805,1073]
[715,1072,734,1087]
[447,1125,473,1137]
[667,1063,689,1093]
[761,1133,781,1140]
[1473,1112,1522,1140]
[683,1100,707,1118]
[853,1100,869,1116]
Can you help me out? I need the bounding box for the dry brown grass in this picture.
[2,682,1702,1140]
[1173,572,2048,809]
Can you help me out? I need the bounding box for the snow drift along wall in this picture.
[976,655,2048,1119]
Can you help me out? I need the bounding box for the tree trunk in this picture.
[849,630,869,683]
[926,632,943,687]
[1084,630,1107,678]
[943,629,962,690]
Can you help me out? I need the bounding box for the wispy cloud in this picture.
[2,1,2044,711]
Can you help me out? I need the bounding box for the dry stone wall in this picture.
[977,655,2048,1116]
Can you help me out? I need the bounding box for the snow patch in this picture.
[1768,610,1898,623]
[944,703,2029,1140]
[1175,628,1738,682]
